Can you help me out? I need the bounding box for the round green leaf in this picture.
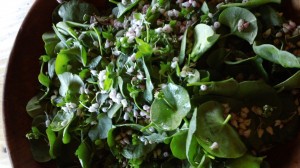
[219,7,258,44]
[150,83,191,131]
[195,101,247,158]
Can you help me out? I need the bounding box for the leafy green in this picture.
[57,0,98,23]
[171,130,188,160]
[253,43,300,68]
[190,24,220,62]
[75,141,92,168]
[219,0,281,9]
[150,83,191,130]
[88,113,112,140]
[58,72,84,97]
[195,101,247,158]
[226,153,264,168]
[219,7,258,44]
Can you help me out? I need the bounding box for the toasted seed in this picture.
[243,129,251,138]
[257,128,264,138]
[266,126,274,135]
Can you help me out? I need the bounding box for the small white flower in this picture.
[143,105,150,111]
[98,70,106,82]
[109,89,117,99]
[163,152,169,157]
[121,0,127,5]
[112,49,121,56]
[167,10,174,17]
[200,84,208,91]
[209,142,219,150]
[213,21,221,29]
[129,53,136,62]
[121,99,128,108]
[127,66,134,74]
[104,39,111,48]
[88,106,97,113]
[182,2,191,8]
[102,107,108,113]
[133,110,139,118]
[140,111,148,117]
[127,36,135,43]
[123,112,130,121]
[155,27,163,34]
[162,24,173,33]
[171,61,177,69]
[90,70,97,76]
[137,71,144,80]
[173,9,180,17]
[45,119,51,127]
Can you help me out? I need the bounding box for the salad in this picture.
[26,0,300,167]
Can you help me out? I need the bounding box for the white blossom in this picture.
[121,99,128,108]
[209,142,219,150]
[200,84,208,91]
[162,24,173,33]
[123,112,130,121]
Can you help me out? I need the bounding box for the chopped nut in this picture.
[240,111,248,119]
[209,142,219,150]
[243,129,251,138]
[244,119,251,126]
[266,126,274,135]
[231,119,238,128]
[257,128,264,138]
[241,107,250,114]
[239,123,247,130]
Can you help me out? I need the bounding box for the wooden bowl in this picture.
[2,0,300,167]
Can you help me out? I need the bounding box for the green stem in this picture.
[93,27,103,56]
[223,114,232,125]
[140,122,155,132]
[109,0,119,5]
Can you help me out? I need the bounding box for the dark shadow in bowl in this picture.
[3,0,57,167]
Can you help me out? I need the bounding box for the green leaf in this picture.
[38,72,50,88]
[88,113,112,140]
[142,58,154,102]
[55,53,72,74]
[150,83,191,130]
[58,72,84,97]
[274,70,300,90]
[219,7,258,44]
[122,141,156,159]
[114,0,140,18]
[87,56,102,69]
[50,110,74,131]
[190,24,220,62]
[253,43,300,68]
[226,153,264,168]
[135,38,153,59]
[58,0,99,23]
[26,94,45,118]
[46,127,57,159]
[220,0,281,9]
[75,141,92,168]
[42,32,60,57]
[195,101,247,158]
[186,108,203,166]
[107,103,122,118]
[170,130,188,160]
[179,29,188,65]
[189,78,239,97]
[144,133,167,144]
